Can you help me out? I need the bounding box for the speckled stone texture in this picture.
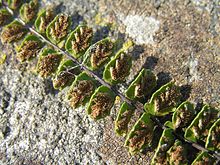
[0,0,219,164]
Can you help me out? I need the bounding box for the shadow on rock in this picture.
[156,72,172,88]
[131,45,145,60]
[180,84,192,102]
[143,56,158,70]
[93,26,111,43]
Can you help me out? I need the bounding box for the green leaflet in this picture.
[65,24,93,59]
[34,8,55,34]
[103,49,132,84]
[82,38,114,70]
[46,14,71,47]
[87,85,115,120]
[1,20,27,43]
[52,59,80,90]
[0,8,12,26]
[205,118,220,151]
[36,48,63,78]
[19,0,38,23]
[125,68,156,101]
[124,113,154,155]
[191,151,216,165]
[167,140,188,165]
[115,102,135,136]
[66,71,96,108]
[144,82,181,116]
[16,34,44,62]
[184,105,219,143]
[171,101,196,130]
[151,128,175,165]
[7,0,22,10]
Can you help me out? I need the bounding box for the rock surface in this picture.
[0,0,219,164]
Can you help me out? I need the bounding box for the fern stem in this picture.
[3,5,220,161]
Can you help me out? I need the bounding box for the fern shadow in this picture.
[141,126,163,154]
[150,126,163,150]
[194,100,204,114]
[130,45,145,60]
[69,13,84,30]
[92,26,111,43]
[43,79,59,95]
[156,72,172,89]
[180,84,192,102]
[54,2,66,13]
[143,56,158,70]
[113,32,126,52]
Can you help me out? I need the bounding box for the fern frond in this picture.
[184,105,219,143]
[114,102,135,136]
[0,1,219,164]
[144,82,181,116]
[83,37,114,70]
[124,113,154,155]
[46,13,71,47]
[16,34,44,62]
[171,101,196,130]
[192,151,216,164]
[126,68,157,101]
[103,49,132,84]
[36,47,63,78]
[0,8,12,26]
[167,140,188,165]
[35,8,55,34]
[87,85,115,120]
[66,71,97,108]
[53,59,80,90]
[7,0,22,10]
[205,118,220,152]
[151,128,175,165]
[65,24,93,58]
[19,0,38,23]
[1,20,27,43]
